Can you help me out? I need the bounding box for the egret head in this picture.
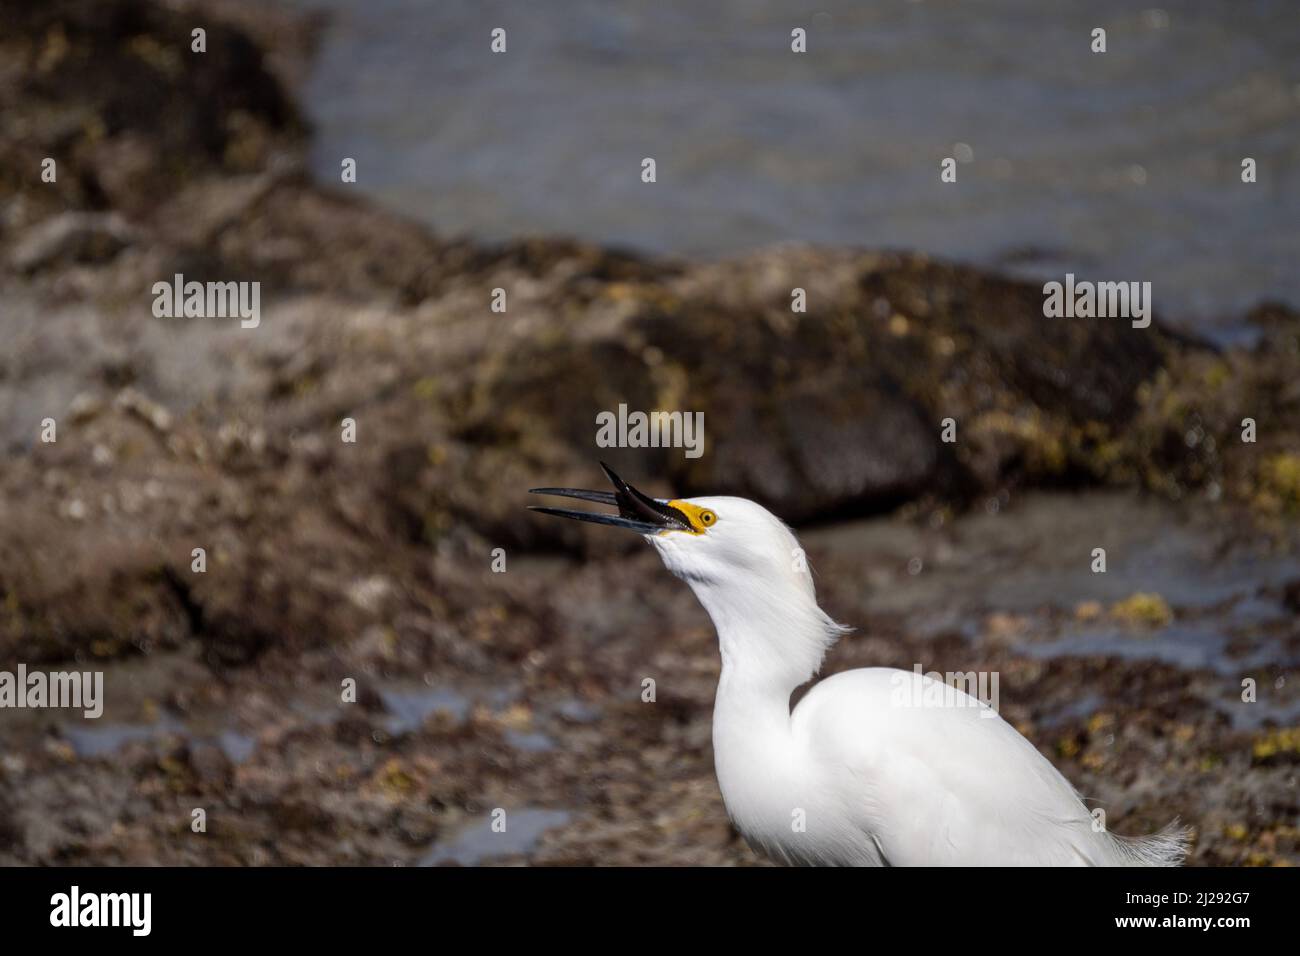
[527,463,842,681]
[530,463,816,602]
[531,464,844,684]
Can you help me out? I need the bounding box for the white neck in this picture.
[695,579,837,695]
[686,575,845,827]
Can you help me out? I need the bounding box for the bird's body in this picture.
[532,468,1187,866]
[722,666,1180,866]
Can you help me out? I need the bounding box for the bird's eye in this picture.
[699,510,716,527]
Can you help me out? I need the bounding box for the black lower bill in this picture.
[529,462,691,533]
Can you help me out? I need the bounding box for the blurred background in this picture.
[292,0,1300,339]
[0,0,1297,866]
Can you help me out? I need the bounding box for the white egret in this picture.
[532,464,1188,866]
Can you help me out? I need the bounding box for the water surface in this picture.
[291,0,1300,332]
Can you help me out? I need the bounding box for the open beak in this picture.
[530,462,691,535]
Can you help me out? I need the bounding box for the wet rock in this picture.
[184,740,233,787]
[112,387,172,433]
[438,250,1186,534]
[0,0,304,232]
[9,212,138,272]
[1110,593,1174,629]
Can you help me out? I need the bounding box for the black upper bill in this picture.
[529,462,691,534]
[526,488,618,507]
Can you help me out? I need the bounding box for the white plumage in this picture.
[532,468,1188,866]
[653,496,1186,866]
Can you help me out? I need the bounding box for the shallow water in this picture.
[1023,619,1293,676]
[504,729,557,752]
[806,490,1300,723]
[63,717,184,758]
[62,715,259,764]
[38,669,580,766]
[379,685,475,732]
[811,491,1300,618]
[419,808,573,866]
[290,0,1300,332]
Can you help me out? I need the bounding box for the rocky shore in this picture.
[0,0,1296,865]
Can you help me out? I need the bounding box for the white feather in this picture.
[647,496,1188,866]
